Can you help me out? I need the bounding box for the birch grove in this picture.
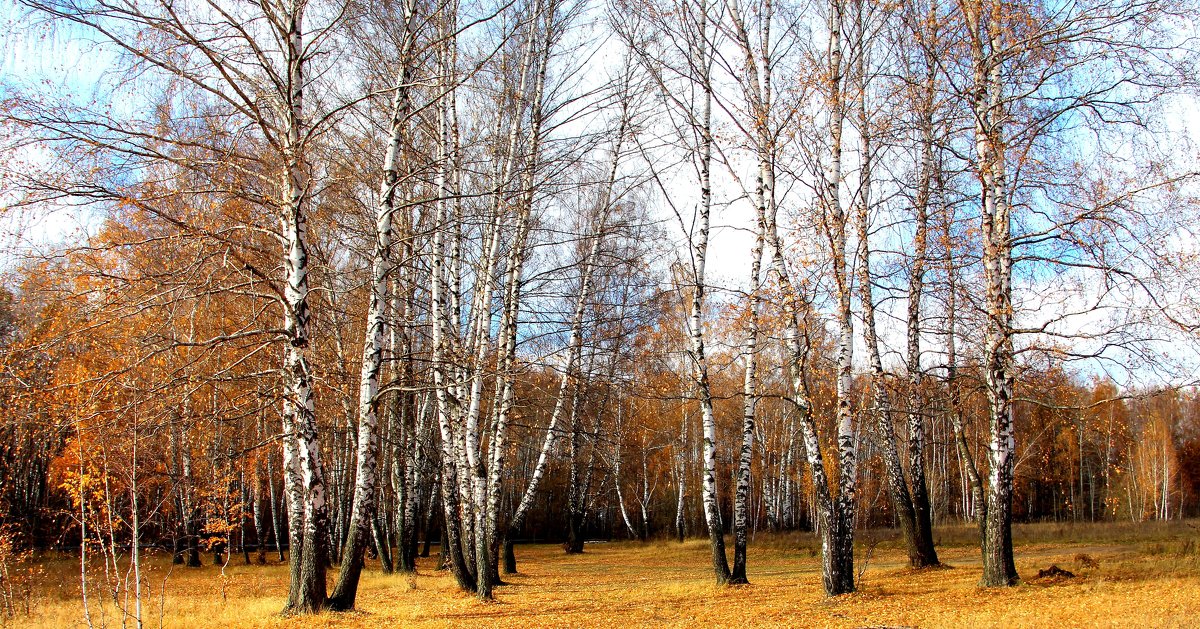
[1,0,1199,618]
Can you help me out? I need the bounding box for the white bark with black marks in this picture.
[329,0,419,606]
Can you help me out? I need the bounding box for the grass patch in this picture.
[7,520,1200,628]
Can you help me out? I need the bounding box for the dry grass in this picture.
[8,520,1200,628]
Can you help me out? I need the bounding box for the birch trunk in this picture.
[853,0,938,567]
[904,0,942,568]
[964,0,1019,587]
[795,0,856,595]
[278,1,330,610]
[824,1,858,593]
[723,0,772,585]
[940,175,986,530]
[503,63,627,571]
[731,198,762,584]
[474,0,558,596]
[689,40,731,582]
[759,96,855,595]
[252,444,267,564]
[855,117,933,569]
[328,3,418,605]
[678,0,730,583]
[675,404,688,543]
[430,59,477,592]
[612,420,639,540]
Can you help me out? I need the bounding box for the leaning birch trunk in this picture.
[944,224,986,539]
[853,101,925,569]
[851,1,938,568]
[328,5,418,606]
[502,65,628,572]
[458,4,546,566]
[759,112,854,595]
[763,195,851,594]
[477,189,533,597]
[475,1,559,597]
[687,17,731,581]
[796,0,857,595]
[438,0,550,594]
[613,440,640,540]
[611,397,641,540]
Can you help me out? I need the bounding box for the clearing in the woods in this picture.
[12,521,1200,628]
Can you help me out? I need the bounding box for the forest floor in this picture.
[9,519,1200,628]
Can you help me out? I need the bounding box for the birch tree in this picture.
[899,0,944,569]
[951,0,1192,586]
[798,0,859,594]
[620,0,734,585]
[503,71,635,570]
[852,0,941,568]
[716,0,787,583]
[424,0,578,598]
[328,0,424,609]
[8,0,355,612]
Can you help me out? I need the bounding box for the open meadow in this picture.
[6,0,1200,625]
[8,521,1200,628]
